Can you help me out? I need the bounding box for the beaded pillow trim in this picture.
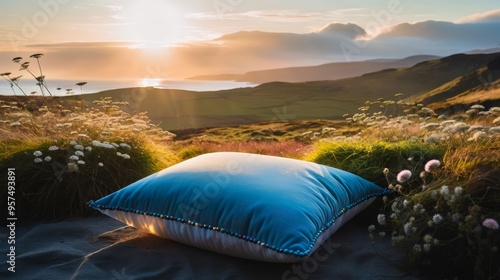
[88,196,380,262]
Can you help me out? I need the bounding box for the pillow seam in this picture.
[88,189,390,258]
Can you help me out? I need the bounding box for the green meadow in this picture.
[1,52,499,279]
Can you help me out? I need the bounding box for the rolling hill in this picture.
[79,52,500,130]
[187,55,440,84]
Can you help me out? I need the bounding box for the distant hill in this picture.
[187,55,440,83]
[235,55,441,83]
[77,52,500,130]
[187,74,241,81]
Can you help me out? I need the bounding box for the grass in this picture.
[335,99,500,279]
[306,140,446,187]
[0,97,179,221]
[178,140,310,160]
[0,91,499,278]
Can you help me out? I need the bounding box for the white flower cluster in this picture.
[92,140,116,149]
[343,102,500,143]
[116,152,131,159]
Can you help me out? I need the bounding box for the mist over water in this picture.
[0,79,257,96]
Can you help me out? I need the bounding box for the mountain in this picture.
[81,52,500,130]
[234,55,441,83]
[186,55,440,83]
[188,74,242,81]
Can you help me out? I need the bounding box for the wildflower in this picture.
[422,123,440,130]
[397,170,412,183]
[98,162,104,167]
[470,104,485,110]
[403,199,410,208]
[432,214,443,224]
[75,151,84,157]
[48,146,59,151]
[424,234,433,243]
[423,244,431,253]
[85,146,92,152]
[67,162,79,172]
[452,213,461,223]
[431,190,438,198]
[451,122,470,133]
[70,141,77,146]
[467,131,488,141]
[383,168,389,175]
[74,144,84,151]
[482,218,499,230]
[467,125,484,133]
[121,154,131,159]
[77,160,85,165]
[413,203,423,212]
[465,215,473,222]
[490,126,500,134]
[413,244,421,253]
[391,235,404,245]
[424,159,441,172]
[69,155,79,161]
[377,214,386,225]
[404,222,416,236]
[44,156,52,162]
[92,140,115,149]
[368,225,376,233]
[454,186,463,196]
[33,150,43,157]
[425,134,441,143]
[34,158,42,163]
[440,185,450,196]
[378,232,386,238]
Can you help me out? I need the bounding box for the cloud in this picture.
[318,23,366,39]
[186,9,365,22]
[374,20,500,48]
[456,9,500,23]
[26,42,134,49]
[2,11,500,80]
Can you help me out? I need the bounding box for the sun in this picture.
[141,78,161,87]
[125,1,185,47]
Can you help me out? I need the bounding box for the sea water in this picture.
[0,79,257,96]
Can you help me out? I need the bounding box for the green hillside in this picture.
[77,52,500,130]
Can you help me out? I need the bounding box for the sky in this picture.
[1,0,500,82]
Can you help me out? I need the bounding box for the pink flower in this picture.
[397,170,412,183]
[482,218,499,230]
[424,159,441,173]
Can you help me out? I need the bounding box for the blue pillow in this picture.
[88,152,389,262]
